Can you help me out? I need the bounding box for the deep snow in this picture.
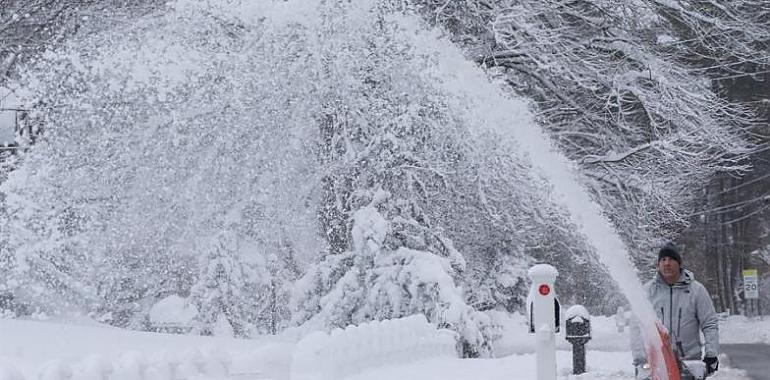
[1,314,760,380]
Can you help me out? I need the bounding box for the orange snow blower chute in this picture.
[644,321,681,380]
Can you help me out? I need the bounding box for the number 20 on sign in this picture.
[743,269,759,299]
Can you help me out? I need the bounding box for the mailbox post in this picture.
[527,264,559,380]
[565,305,591,375]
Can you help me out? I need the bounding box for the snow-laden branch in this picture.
[580,142,655,164]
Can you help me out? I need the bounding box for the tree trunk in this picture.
[715,177,728,312]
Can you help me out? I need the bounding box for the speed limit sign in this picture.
[743,269,759,299]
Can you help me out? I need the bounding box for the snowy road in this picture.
[345,351,753,380]
[346,351,637,380]
[722,344,770,380]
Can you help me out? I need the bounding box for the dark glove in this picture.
[703,356,719,374]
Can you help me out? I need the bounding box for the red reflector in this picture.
[538,284,550,296]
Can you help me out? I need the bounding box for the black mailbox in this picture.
[565,315,591,343]
[565,313,591,375]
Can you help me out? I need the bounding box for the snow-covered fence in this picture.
[290,314,458,380]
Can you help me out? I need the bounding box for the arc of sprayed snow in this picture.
[394,11,669,380]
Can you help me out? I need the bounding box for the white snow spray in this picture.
[396,11,669,380]
[253,0,668,375]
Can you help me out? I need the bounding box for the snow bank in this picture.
[0,318,292,380]
[290,314,457,380]
[720,315,770,344]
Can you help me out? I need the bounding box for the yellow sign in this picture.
[743,269,759,299]
[743,269,758,278]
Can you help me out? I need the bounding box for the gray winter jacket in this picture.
[631,269,719,363]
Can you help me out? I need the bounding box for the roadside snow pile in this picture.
[291,314,457,380]
[1,314,455,380]
[8,348,233,380]
[720,315,770,344]
[0,318,292,380]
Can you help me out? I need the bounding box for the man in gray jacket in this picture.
[631,244,720,376]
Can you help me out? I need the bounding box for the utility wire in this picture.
[686,193,770,217]
[691,55,770,72]
[721,203,770,226]
[713,69,770,81]
[714,171,770,196]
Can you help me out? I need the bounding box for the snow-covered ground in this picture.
[1,313,762,380]
[0,317,293,380]
[720,315,770,344]
[489,311,635,355]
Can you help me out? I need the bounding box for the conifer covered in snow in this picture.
[189,232,249,337]
[293,190,493,357]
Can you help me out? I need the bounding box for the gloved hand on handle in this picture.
[703,356,718,375]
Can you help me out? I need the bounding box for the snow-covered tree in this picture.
[292,1,486,355]
[93,247,197,329]
[408,0,758,264]
[465,244,532,313]
[251,254,295,335]
[638,0,770,313]
[294,191,494,357]
[1,0,321,321]
[0,161,101,314]
[639,0,770,76]
[189,232,250,337]
[291,1,589,356]
[0,0,165,82]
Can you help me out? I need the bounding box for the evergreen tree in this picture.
[189,232,249,337]
[294,190,493,357]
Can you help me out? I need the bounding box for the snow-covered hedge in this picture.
[290,314,458,380]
